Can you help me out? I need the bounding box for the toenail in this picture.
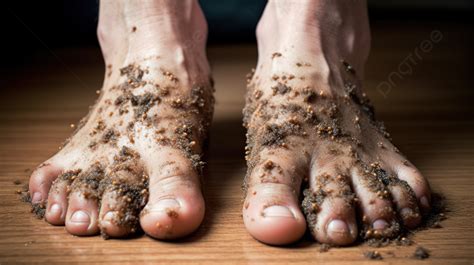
[153,199,180,211]
[327,219,350,237]
[70,211,91,223]
[102,211,116,223]
[262,205,294,218]
[49,204,62,217]
[400,207,414,218]
[32,192,42,203]
[420,196,430,209]
[373,219,388,230]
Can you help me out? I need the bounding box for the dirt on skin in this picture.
[114,64,214,172]
[302,173,356,239]
[71,164,104,200]
[20,149,148,236]
[243,57,446,257]
[21,61,215,237]
[118,64,213,166]
[104,62,214,174]
[260,122,304,147]
[363,192,446,251]
[131,92,160,119]
[99,146,149,238]
[301,188,326,232]
[272,82,292,95]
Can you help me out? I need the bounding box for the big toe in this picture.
[140,189,204,240]
[140,150,205,239]
[242,150,308,245]
[243,183,307,245]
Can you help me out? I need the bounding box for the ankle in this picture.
[97,0,210,85]
[257,0,371,76]
[97,0,207,55]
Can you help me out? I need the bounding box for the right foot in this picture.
[242,0,431,245]
[27,0,214,239]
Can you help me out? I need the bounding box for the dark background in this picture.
[3,0,473,68]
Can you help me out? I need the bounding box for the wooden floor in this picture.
[1,21,473,264]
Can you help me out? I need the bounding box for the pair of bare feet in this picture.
[27,0,431,246]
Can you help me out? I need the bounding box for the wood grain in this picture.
[1,21,473,264]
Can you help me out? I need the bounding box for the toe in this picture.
[65,165,103,236]
[387,178,421,228]
[99,189,143,238]
[140,148,204,240]
[66,192,100,236]
[243,150,307,245]
[351,168,399,239]
[245,184,306,245]
[45,180,67,224]
[29,162,63,204]
[304,168,357,245]
[396,164,431,213]
[99,174,148,238]
[45,170,81,225]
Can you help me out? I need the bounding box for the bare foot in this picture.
[242,0,431,245]
[27,0,214,239]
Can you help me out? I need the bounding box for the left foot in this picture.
[242,0,431,245]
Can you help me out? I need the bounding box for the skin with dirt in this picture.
[19,53,443,256]
[21,60,214,238]
[243,55,445,253]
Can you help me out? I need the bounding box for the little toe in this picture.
[140,148,205,240]
[243,151,307,245]
[396,165,431,213]
[303,170,357,245]
[351,168,399,239]
[29,162,63,204]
